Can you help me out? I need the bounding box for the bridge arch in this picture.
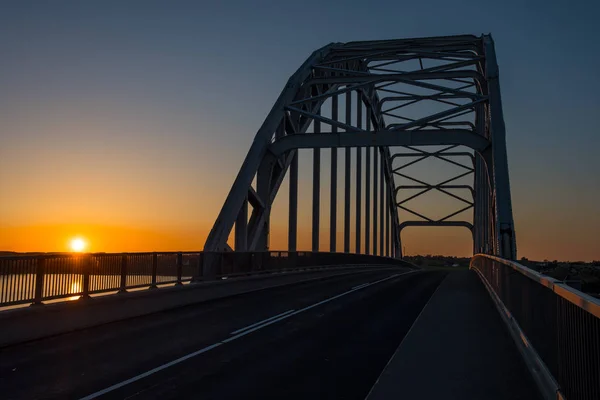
[204,34,517,260]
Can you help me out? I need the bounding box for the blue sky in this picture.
[1,0,598,260]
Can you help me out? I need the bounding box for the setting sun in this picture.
[70,237,87,253]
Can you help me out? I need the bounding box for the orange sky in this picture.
[2,217,597,262]
[1,150,598,261]
[1,104,598,261]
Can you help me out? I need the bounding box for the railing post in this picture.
[176,253,183,285]
[203,252,217,281]
[81,255,91,300]
[289,251,298,268]
[150,253,158,289]
[31,258,45,306]
[119,254,127,293]
[193,252,203,282]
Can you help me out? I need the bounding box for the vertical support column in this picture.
[473,156,479,254]
[330,95,338,252]
[484,35,517,260]
[365,114,371,255]
[235,197,248,251]
[355,92,362,254]
[476,155,484,254]
[474,102,485,255]
[385,181,390,257]
[481,141,492,254]
[344,89,351,253]
[312,123,321,252]
[484,176,490,253]
[483,150,498,255]
[373,147,378,255]
[288,151,298,252]
[392,225,396,258]
[255,161,272,251]
[392,177,401,259]
[379,155,384,257]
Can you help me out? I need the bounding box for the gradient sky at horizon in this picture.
[1,1,599,260]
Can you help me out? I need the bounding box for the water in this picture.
[0,274,189,311]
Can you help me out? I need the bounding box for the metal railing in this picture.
[0,252,197,307]
[471,254,600,400]
[0,251,412,308]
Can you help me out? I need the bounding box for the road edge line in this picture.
[364,272,447,400]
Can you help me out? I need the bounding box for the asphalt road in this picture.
[0,268,447,399]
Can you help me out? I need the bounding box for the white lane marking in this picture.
[78,343,222,400]
[230,309,295,335]
[352,283,369,290]
[364,273,445,400]
[221,274,407,344]
[80,270,417,400]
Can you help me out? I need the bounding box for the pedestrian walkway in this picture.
[366,269,541,400]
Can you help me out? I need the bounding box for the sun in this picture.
[70,237,87,253]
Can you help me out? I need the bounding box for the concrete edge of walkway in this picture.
[0,265,411,348]
[471,267,564,400]
[364,273,447,400]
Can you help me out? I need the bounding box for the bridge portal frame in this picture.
[205,34,517,260]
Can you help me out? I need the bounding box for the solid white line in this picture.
[80,270,417,400]
[222,272,411,344]
[78,343,222,400]
[352,283,369,290]
[230,309,295,335]
[364,273,445,400]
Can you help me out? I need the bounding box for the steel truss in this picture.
[205,34,517,260]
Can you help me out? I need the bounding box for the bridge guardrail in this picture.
[0,251,413,308]
[471,254,599,400]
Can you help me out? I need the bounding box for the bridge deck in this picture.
[367,269,541,400]
[0,268,549,399]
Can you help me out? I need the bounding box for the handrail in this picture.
[0,251,200,259]
[476,254,600,318]
[472,254,600,400]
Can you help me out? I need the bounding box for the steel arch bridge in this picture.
[205,34,517,260]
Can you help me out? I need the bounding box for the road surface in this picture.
[1,268,446,399]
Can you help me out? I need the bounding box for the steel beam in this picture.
[365,114,371,254]
[355,92,362,254]
[385,182,390,257]
[254,161,272,250]
[205,44,335,252]
[344,90,351,253]
[330,95,338,252]
[235,197,248,251]
[399,220,474,231]
[307,70,484,86]
[312,117,321,251]
[361,84,402,259]
[268,130,489,156]
[373,147,378,255]
[483,35,517,259]
[288,151,298,251]
[207,35,516,262]
[379,153,384,256]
